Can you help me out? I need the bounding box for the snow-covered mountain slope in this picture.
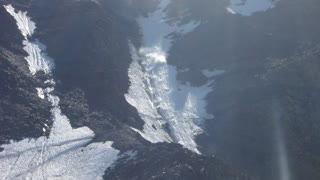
[0,5,119,179]
[125,0,215,154]
[2,0,320,179]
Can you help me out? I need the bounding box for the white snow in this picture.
[23,40,54,75]
[36,88,45,99]
[125,0,214,154]
[44,79,55,85]
[4,5,54,75]
[0,127,119,180]
[2,4,120,179]
[0,87,120,179]
[126,45,174,143]
[227,0,279,16]
[4,4,36,38]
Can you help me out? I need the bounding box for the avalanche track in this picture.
[125,0,215,154]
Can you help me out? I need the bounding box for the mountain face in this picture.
[0,0,320,180]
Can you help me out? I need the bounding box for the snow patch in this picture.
[44,79,55,86]
[0,128,119,180]
[23,40,54,75]
[227,0,279,16]
[125,0,213,154]
[126,47,172,143]
[36,88,45,99]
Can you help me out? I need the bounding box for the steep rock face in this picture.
[105,143,248,180]
[166,0,320,179]
[265,46,320,180]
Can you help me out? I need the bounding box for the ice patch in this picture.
[125,0,214,154]
[2,4,120,179]
[227,0,279,16]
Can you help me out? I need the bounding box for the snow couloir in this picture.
[1,5,119,179]
[125,0,216,154]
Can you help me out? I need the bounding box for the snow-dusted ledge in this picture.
[1,5,119,179]
[125,0,217,154]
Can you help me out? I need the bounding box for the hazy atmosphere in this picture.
[1,0,320,179]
